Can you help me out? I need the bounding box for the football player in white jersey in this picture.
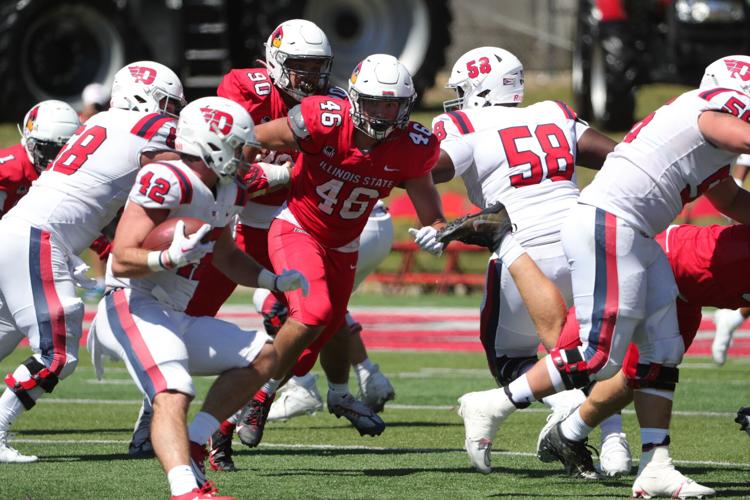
[412,46,628,476]
[0,60,185,464]
[456,54,750,498]
[88,96,307,500]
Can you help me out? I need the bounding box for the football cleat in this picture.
[327,392,386,436]
[171,480,234,500]
[736,407,750,437]
[128,399,154,458]
[599,432,632,477]
[435,201,514,252]
[268,374,323,421]
[712,309,740,366]
[536,406,576,463]
[0,431,38,463]
[236,393,275,448]
[189,441,208,486]
[457,391,510,474]
[356,364,396,413]
[208,430,236,472]
[537,422,600,479]
[632,457,715,498]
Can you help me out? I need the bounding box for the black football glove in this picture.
[435,201,514,252]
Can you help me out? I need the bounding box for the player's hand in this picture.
[162,220,213,269]
[408,226,444,256]
[258,268,309,296]
[253,160,292,187]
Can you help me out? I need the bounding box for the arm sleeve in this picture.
[129,163,186,210]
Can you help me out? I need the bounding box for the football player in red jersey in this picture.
[229,53,446,449]
[0,100,79,218]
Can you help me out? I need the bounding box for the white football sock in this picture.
[328,383,350,400]
[560,407,594,441]
[541,389,586,411]
[599,413,623,440]
[167,465,198,496]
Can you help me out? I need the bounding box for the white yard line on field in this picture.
[10,438,750,469]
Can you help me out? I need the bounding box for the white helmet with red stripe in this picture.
[176,97,258,183]
[700,55,750,96]
[19,100,80,172]
[110,61,186,116]
[265,19,333,101]
[444,47,524,112]
[348,54,416,140]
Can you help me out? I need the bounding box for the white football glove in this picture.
[253,160,292,187]
[408,226,444,256]
[162,220,213,269]
[258,268,309,296]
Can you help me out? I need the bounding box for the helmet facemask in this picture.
[26,137,67,173]
[274,53,333,101]
[350,90,414,140]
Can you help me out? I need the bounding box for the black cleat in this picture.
[327,392,386,437]
[736,407,750,437]
[236,393,275,448]
[538,422,600,479]
[435,202,514,252]
[208,430,236,472]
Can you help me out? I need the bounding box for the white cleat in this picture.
[536,406,576,463]
[599,432,632,476]
[0,431,38,463]
[268,374,323,422]
[457,391,508,474]
[632,459,715,498]
[356,364,395,413]
[712,309,739,366]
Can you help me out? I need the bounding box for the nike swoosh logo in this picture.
[350,264,357,270]
[384,166,399,172]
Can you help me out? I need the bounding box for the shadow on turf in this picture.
[268,421,463,430]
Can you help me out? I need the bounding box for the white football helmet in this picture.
[175,96,258,184]
[265,19,333,101]
[110,61,186,117]
[19,100,80,172]
[348,54,416,141]
[444,47,524,112]
[700,55,750,96]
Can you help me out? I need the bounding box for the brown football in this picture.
[142,217,208,251]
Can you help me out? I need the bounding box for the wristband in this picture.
[147,251,168,272]
[257,268,278,291]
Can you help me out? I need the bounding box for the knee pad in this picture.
[4,356,60,410]
[626,363,679,391]
[493,355,538,387]
[549,348,591,389]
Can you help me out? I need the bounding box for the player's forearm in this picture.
[212,248,266,287]
[111,247,156,279]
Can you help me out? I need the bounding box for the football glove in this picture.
[258,268,309,296]
[162,220,213,269]
[408,226,444,256]
[435,201,514,252]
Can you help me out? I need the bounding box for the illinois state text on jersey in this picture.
[284,96,439,248]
